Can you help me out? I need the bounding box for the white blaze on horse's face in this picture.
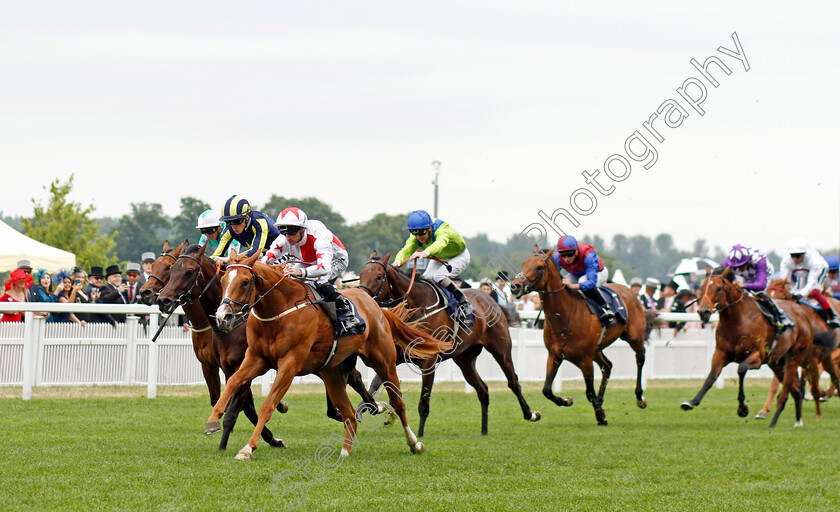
[216,268,238,323]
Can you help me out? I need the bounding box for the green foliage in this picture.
[113,202,172,262]
[346,212,411,269]
[170,196,211,246]
[3,383,840,511]
[22,175,117,270]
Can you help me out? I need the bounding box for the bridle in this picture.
[359,259,405,308]
[514,255,566,296]
[146,251,177,286]
[219,263,289,324]
[173,253,218,305]
[699,274,744,314]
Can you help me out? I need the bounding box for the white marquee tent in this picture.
[0,219,76,272]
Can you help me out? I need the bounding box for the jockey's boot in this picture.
[823,306,840,329]
[583,287,615,322]
[317,283,362,335]
[757,291,792,333]
[445,282,474,321]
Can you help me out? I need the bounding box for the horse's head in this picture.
[138,240,186,305]
[510,247,554,297]
[359,251,393,303]
[157,243,212,314]
[697,266,734,323]
[215,249,262,331]
[766,278,791,300]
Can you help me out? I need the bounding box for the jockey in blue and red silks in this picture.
[553,235,614,321]
[722,243,793,333]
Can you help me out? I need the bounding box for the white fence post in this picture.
[124,316,139,385]
[147,314,159,399]
[21,312,36,400]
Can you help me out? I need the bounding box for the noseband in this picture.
[220,264,286,324]
[700,275,744,314]
[359,259,405,308]
[173,253,218,305]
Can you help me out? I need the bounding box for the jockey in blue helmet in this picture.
[553,235,614,321]
[394,210,474,322]
[825,254,840,301]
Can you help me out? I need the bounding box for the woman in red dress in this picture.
[1,269,33,322]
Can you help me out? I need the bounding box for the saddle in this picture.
[427,279,475,328]
[580,286,628,327]
[302,284,366,339]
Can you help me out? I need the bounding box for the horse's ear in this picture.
[705,266,712,276]
[162,240,170,252]
[532,244,540,255]
[721,266,731,278]
[245,251,260,266]
[196,243,207,258]
[184,238,190,246]
[229,247,238,260]
[382,251,392,265]
[370,250,378,259]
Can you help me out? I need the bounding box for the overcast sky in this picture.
[1,1,838,257]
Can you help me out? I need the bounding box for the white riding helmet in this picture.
[786,237,807,255]
[274,207,308,228]
[196,208,221,229]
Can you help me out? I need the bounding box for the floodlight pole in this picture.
[432,160,441,218]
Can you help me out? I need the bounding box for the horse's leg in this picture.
[235,357,299,461]
[593,349,613,407]
[363,348,423,453]
[238,386,285,448]
[770,357,803,428]
[206,351,268,436]
[347,367,378,410]
[219,386,248,450]
[804,362,823,418]
[819,348,840,403]
[202,363,222,407]
[320,368,361,458]
[416,360,437,438]
[483,334,540,422]
[542,351,573,407]
[580,358,607,426]
[681,348,727,410]
[453,345,490,435]
[629,338,647,408]
[756,374,780,419]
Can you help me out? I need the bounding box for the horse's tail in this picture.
[644,309,658,343]
[381,306,451,361]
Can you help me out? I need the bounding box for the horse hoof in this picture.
[562,397,574,407]
[794,420,804,428]
[636,398,647,409]
[755,411,766,420]
[234,449,253,461]
[737,405,749,418]
[204,422,221,435]
[376,402,389,414]
[597,420,608,426]
[680,401,695,411]
[277,401,289,414]
[410,442,425,454]
[530,411,541,422]
[272,438,287,448]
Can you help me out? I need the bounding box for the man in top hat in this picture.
[629,277,643,297]
[81,266,105,323]
[97,264,127,326]
[140,252,156,286]
[640,278,659,310]
[16,259,32,274]
[124,263,142,304]
[657,280,680,311]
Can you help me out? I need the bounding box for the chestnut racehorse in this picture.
[358,251,540,437]
[208,250,449,460]
[757,278,840,417]
[157,243,375,449]
[681,268,814,427]
[510,249,654,426]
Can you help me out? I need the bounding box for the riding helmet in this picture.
[557,235,578,252]
[274,207,308,227]
[406,210,433,230]
[220,195,251,222]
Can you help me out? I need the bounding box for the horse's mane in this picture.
[710,266,734,281]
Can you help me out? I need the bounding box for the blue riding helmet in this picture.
[557,235,578,252]
[826,254,840,271]
[220,195,251,222]
[406,210,433,230]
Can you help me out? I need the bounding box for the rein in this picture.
[221,263,296,324]
[175,253,218,305]
[360,259,409,309]
[700,276,745,315]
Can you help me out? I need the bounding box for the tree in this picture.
[22,175,117,270]
[170,196,211,245]
[113,203,172,262]
[346,213,410,271]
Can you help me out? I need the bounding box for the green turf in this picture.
[2,380,840,512]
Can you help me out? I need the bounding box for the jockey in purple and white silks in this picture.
[780,238,839,328]
[722,244,792,332]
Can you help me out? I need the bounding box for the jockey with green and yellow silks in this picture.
[393,210,474,319]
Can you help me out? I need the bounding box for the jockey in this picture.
[722,244,792,332]
[553,235,614,321]
[260,207,361,335]
[780,238,839,329]
[825,255,840,300]
[210,196,280,263]
[196,209,240,257]
[393,210,474,322]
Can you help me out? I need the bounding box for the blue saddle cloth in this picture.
[797,298,822,311]
[582,286,628,327]
[438,284,475,328]
[333,296,366,338]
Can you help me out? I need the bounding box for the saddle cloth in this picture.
[431,280,475,328]
[302,284,366,338]
[581,286,628,327]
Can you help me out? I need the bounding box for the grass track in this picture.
[2,380,840,512]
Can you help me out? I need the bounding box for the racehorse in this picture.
[681,267,814,427]
[758,278,840,417]
[358,251,540,436]
[157,243,374,449]
[509,248,654,426]
[208,249,449,460]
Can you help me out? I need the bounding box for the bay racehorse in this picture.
[681,267,814,427]
[757,278,840,417]
[510,248,654,426]
[157,243,374,449]
[208,249,449,460]
[358,251,540,437]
